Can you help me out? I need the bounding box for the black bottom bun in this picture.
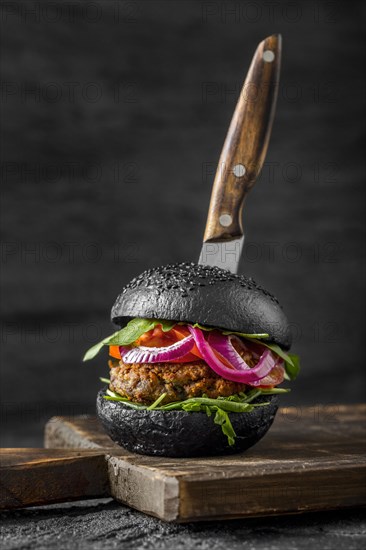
[96,388,279,457]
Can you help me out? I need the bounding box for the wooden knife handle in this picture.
[204,34,281,242]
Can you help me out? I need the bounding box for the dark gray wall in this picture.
[1,0,365,443]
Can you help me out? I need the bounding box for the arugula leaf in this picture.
[83,330,121,361]
[222,330,270,339]
[191,323,269,340]
[103,396,146,409]
[205,405,212,417]
[182,402,203,412]
[259,341,292,363]
[285,353,301,380]
[159,320,177,332]
[83,318,176,361]
[166,397,252,413]
[148,392,168,410]
[104,390,146,409]
[213,408,236,446]
[106,388,122,398]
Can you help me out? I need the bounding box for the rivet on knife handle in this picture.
[203,34,281,243]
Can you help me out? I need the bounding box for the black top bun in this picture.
[111,262,292,350]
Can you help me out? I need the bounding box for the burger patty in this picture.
[109,360,247,405]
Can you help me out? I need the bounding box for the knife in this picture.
[198,34,282,273]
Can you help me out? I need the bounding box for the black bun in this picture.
[111,262,292,349]
[97,388,279,457]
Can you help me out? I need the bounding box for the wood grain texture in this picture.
[0,448,110,510]
[44,404,366,522]
[204,34,281,242]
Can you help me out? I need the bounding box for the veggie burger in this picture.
[84,262,300,457]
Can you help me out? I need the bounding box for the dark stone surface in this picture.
[1,499,366,550]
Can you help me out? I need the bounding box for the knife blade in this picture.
[198,34,282,273]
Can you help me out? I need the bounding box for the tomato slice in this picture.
[109,345,121,359]
[171,326,190,339]
[256,364,285,388]
[135,325,176,347]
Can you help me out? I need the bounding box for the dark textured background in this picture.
[1,0,365,446]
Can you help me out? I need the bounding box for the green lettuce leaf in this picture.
[83,318,176,361]
[213,408,236,446]
[83,334,119,362]
[285,353,301,380]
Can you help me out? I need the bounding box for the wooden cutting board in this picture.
[1,404,365,522]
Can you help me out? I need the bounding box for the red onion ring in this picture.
[120,334,194,364]
[188,326,277,384]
